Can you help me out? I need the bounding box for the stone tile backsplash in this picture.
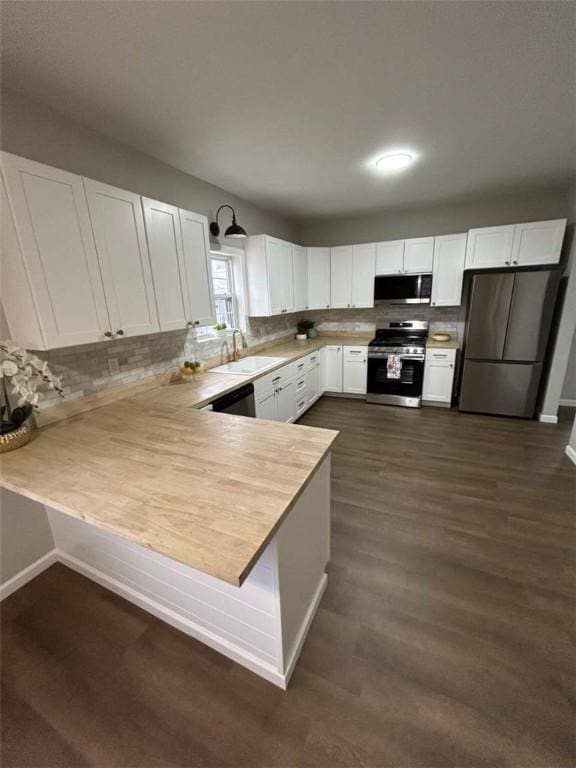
[38,305,463,409]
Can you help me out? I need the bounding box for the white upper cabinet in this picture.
[307,247,331,310]
[142,197,189,332]
[376,240,404,275]
[246,235,293,316]
[292,244,309,312]
[465,221,565,270]
[84,179,159,338]
[179,208,216,327]
[351,243,376,308]
[465,225,515,269]
[403,237,434,273]
[1,152,110,349]
[511,219,566,266]
[431,233,467,307]
[375,238,433,275]
[330,246,354,308]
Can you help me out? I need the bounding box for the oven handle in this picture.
[368,353,425,361]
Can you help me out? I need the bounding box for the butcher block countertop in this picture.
[0,334,378,587]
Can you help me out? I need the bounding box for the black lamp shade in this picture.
[210,204,247,239]
[224,221,247,238]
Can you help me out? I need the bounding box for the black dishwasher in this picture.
[211,383,256,417]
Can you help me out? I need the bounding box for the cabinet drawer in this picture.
[295,376,307,394]
[426,348,456,363]
[254,364,291,397]
[295,396,308,417]
[293,357,307,378]
[343,345,368,358]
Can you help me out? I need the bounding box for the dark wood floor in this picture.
[2,400,575,768]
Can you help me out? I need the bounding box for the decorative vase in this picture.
[307,328,318,339]
[0,420,32,453]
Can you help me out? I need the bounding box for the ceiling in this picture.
[2,1,575,221]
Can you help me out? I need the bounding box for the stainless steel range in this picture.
[367,321,428,408]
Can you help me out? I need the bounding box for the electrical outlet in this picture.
[108,358,120,375]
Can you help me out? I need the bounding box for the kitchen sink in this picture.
[208,356,286,375]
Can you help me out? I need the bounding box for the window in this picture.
[211,256,236,328]
[195,254,238,339]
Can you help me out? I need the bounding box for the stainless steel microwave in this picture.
[374,274,432,304]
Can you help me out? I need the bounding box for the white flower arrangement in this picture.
[0,340,63,433]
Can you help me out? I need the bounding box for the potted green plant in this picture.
[0,340,63,453]
[213,322,228,339]
[296,319,317,340]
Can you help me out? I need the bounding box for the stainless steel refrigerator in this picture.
[459,269,559,418]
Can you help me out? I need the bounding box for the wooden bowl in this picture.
[431,332,452,343]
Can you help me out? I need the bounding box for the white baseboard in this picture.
[565,445,576,466]
[58,551,288,688]
[559,399,576,408]
[283,572,327,687]
[0,549,58,601]
[538,413,559,424]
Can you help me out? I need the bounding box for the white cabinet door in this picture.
[465,225,515,269]
[404,237,434,274]
[376,240,404,275]
[323,346,343,392]
[330,246,353,308]
[307,247,331,310]
[292,244,308,311]
[431,233,467,307]
[281,244,295,314]
[343,347,367,394]
[84,179,159,338]
[352,243,376,308]
[142,198,190,332]
[267,238,292,315]
[276,379,296,423]
[511,219,566,266]
[423,350,456,404]
[179,209,216,327]
[1,152,110,348]
[255,389,277,421]
[305,363,320,405]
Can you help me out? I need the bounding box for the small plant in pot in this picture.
[0,340,63,452]
[296,319,317,340]
[213,322,228,338]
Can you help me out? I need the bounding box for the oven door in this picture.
[367,352,425,407]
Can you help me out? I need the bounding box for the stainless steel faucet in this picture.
[231,329,248,362]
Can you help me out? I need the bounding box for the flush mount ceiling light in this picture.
[209,204,247,239]
[375,152,415,173]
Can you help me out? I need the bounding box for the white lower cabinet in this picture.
[255,389,277,421]
[276,379,296,423]
[422,348,456,406]
[305,353,321,405]
[342,346,368,394]
[322,346,343,393]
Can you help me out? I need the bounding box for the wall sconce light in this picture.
[209,205,247,239]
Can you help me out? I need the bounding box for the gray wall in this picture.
[0,88,298,246]
[561,331,576,403]
[297,186,575,246]
[0,490,54,583]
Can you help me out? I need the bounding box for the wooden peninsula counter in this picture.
[1,385,338,688]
